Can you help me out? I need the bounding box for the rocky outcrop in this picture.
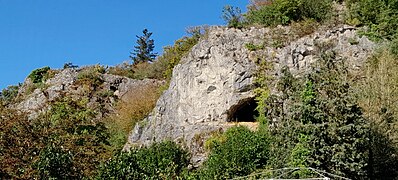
[16,68,163,119]
[273,25,375,74]
[125,25,375,166]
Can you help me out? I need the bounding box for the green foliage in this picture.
[36,144,75,179]
[254,56,273,130]
[63,62,79,69]
[199,126,270,179]
[39,97,110,178]
[265,51,371,179]
[0,84,20,104]
[245,0,332,27]
[0,97,110,179]
[287,134,313,178]
[0,108,41,179]
[130,29,157,65]
[28,66,51,83]
[222,5,243,28]
[245,42,265,51]
[390,37,398,56]
[97,141,189,179]
[347,0,398,40]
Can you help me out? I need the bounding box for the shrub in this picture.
[0,84,20,104]
[63,62,79,69]
[159,33,202,81]
[131,61,168,80]
[222,5,244,28]
[0,97,111,179]
[390,37,398,56]
[28,66,51,83]
[35,144,76,179]
[97,141,189,179]
[40,97,110,178]
[245,0,332,27]
[199,126,270,179]
[0,108,41,179]
[347,0,398,40]
[264,51,371,179]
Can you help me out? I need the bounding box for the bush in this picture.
[264,50,373,179]
[222,5,244,28]
[199,126,270,179]
[63,62,79,69]
[40,97,110,178]
[97,141,189,179]
[28,66,51,84]
[0,84,20,104]
[35,144,76,179]
[0,108,40,179]
[245,0,332,27]
[0,97,111,179]
[347,0,398,40]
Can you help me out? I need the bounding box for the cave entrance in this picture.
[228,97,259,122]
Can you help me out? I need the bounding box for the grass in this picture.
[105,83,162,151]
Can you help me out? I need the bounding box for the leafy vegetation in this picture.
[2,0,398,179]
[97,141,189,179]
[267,51,370,179]
[0,97,110,179]
[63,62,79,69]
[28,66,51,84]
[346,0,398,40]
[0,84,20,104]
[198,126,270,179]
[244,0,332,27]
[222,5,244,28]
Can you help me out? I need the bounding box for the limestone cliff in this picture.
[125,25,375,165]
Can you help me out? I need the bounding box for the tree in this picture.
[130,29,157,65]
[222,5,243,28]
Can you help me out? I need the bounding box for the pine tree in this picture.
[130,29,157,65]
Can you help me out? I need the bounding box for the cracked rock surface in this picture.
[125,25,375,166]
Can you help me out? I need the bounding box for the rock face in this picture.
[16,68,163,119]
[125,25,375,165]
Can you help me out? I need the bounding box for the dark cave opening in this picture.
[228,98,259,122]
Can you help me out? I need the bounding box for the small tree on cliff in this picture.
[130,29,157,65]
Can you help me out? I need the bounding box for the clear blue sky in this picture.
[0,0,248,89]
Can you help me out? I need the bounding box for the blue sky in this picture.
[0,0,248,89]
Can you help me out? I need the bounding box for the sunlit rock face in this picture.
[125,25,375,166]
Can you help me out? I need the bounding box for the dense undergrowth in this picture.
[1,0,398,179]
